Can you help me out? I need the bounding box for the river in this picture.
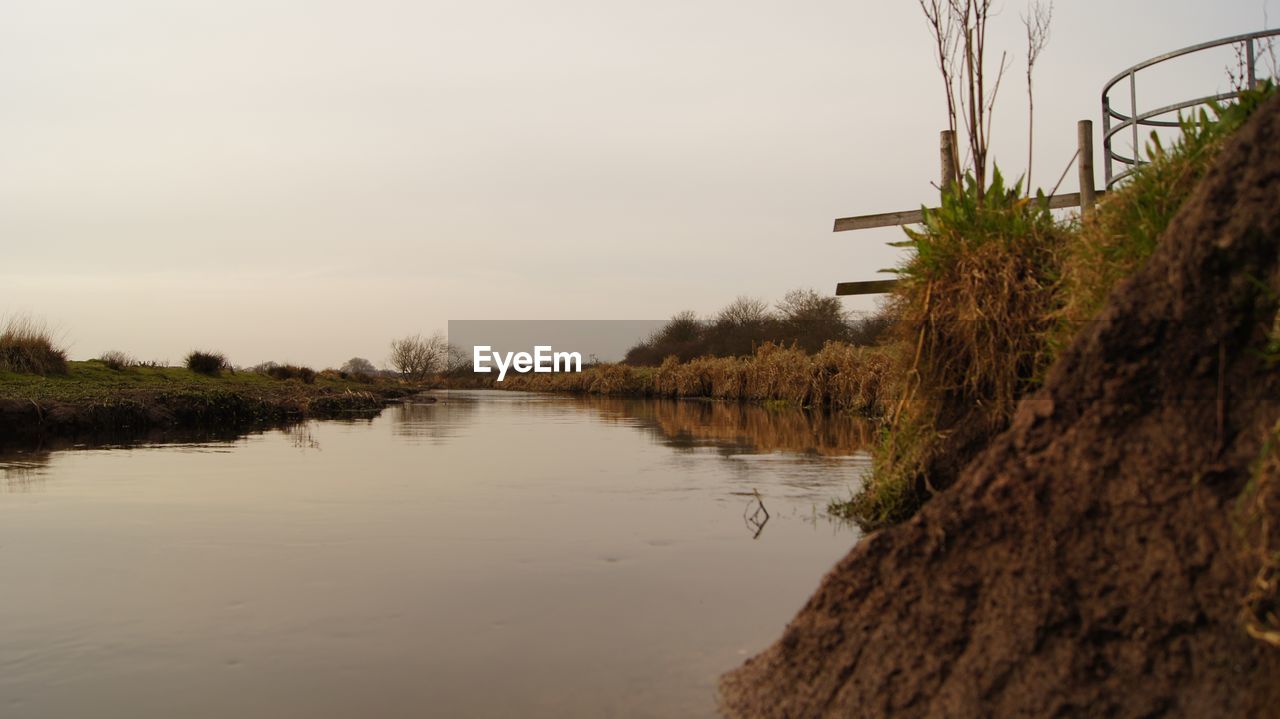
[0,390,868,718]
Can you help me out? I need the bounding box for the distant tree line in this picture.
[622,289,889,366]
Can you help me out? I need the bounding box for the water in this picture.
[0,391,869,718]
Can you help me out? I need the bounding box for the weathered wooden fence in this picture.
[833,122,1100,296]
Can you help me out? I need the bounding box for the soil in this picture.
[720,95,1280,717]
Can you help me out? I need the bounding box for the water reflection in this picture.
[286,422,322,451]
[389,396,479,443]
[570,396,874,457]
[1,450,52,492]
[0,391,866,719]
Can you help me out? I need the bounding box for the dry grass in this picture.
[185,350,227,376]
[97,350,136,371]
[0,316,68,376]
[500,341,889,415]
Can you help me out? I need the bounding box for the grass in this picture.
[1,360,336,401]
[831,84,1277,529]
[185,350,227,376]
[0,316,67,376]
[0,359,421,440]
[98,350,136,371]
[1055,84,1278,340]
[262,364,317,383]
[498,341,890,415]
[830,168,1066,527]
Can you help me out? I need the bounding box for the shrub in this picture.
[185,350,227,376]
[624,291,873,366]
[0,316,67,375]
[341,357,376,375]
[98,350,136,370]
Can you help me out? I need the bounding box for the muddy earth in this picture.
[720,96,1280,717]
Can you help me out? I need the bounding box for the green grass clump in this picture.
[185,350,228,376]
[832,169,1065,528]
[1057,83,1276,335]
[833,84,1278,530]
[0,316,67,376]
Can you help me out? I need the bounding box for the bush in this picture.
[0,316,67,375]
[623,291,874,366]
[341,357,376,375]
[98,350,136,371]
[185,350,227,376]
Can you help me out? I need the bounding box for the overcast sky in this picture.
[1,0,1272,367]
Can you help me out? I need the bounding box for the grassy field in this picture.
[0,360,423,440]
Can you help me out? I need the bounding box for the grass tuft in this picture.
[97,350,136,371]
[185,350,228,376]
[0,316,68,376]
[263,364,317,384]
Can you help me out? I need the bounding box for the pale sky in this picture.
[1,0,1272,368]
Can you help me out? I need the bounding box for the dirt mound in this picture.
[720,95,1280,718]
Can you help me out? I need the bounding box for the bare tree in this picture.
[918,0,1011,202]
[1023,0,1053,195]
[776,288,850,352]
[716,296,771,327]
[389,332,447,381]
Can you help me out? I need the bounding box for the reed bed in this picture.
[501,341,889,415]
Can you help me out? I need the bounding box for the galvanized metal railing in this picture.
[1102,29,1279,188]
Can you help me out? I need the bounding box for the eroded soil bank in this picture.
[720,96,1280,717]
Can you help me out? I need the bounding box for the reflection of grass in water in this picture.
[390,398,479,443]
[286,422,321,451]
[577,396,874,457]
[1,450,53,492]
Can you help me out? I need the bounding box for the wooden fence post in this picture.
[1077,120,1096,216]
[940,130,958,199]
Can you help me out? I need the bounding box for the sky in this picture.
[1,0,1273,367]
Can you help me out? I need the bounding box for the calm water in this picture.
[0,391,868,718]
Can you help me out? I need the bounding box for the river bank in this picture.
[0,360,427,443]
[719,84,1280,718]
[493,341,889,416]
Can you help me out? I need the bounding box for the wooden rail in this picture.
[835,121,1101,296]
[833,191,1100,232]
